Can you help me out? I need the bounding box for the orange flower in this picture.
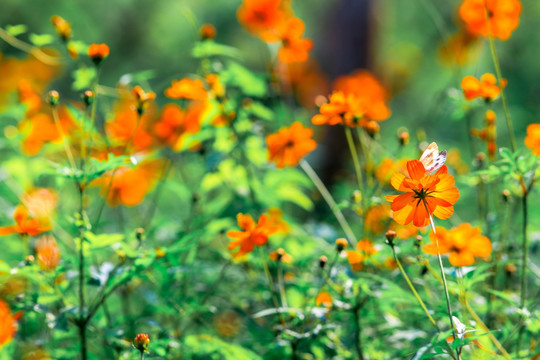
[0,205,51,237]
[105,97,155,153]
[93,159,165,207]
[266,121,317,168]
[525,123,540,156]
[227,213,279,259]
[269,248,292,263]
[22,188,58,218]
[439,30,481,66]
[282,60,330,109]
[266,207,290,234]
[131,86,156,115]
[385,160,460,227]
[333,70,391,121]
[312,71,391,128]
[50,15,72,41]
[384,257,398,270]
[375,158,409,185]
[20,105,77,156]
[277,17,313,63]
[88,43,110,64]
[347,239,377,272]
[315,292,332,309]
[0,298,16,346]
[364,204,391,235]
[388,221,421,240]
[35,235,60,271]
[461,73,504,101]
[423,223,492,266]
[153,102,203,151]
[164,78,207,101]
[459,0,521,41]
[237,0,288,41]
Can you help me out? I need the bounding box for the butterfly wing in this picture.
[420,142,447,174]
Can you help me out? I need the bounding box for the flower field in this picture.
[0,0,539,359]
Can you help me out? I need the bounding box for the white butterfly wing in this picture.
[420,142,447,174]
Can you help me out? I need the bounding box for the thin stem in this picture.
[300,160,357,245]
[344,128,364,199]
[424,205,458,356]
[390,245,439,331]
[516,193,529,354]
[277,262,288,308]
[352,302,365,360]
[0,28,62,65]
[140,351,144,360]
[259,248,286,326]
[77,185,88,360]
[484,6,517,152]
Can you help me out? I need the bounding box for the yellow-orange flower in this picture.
[439,31,481,66]
[266,121,316,168]
[269,248,292,263]
[0,298,15,346]
[525,123,540,156]
[315,292,332,309]
[50,15,72,41]
[131,86,156,114]
[227,213,279,259]
[0,205,51,237]
[385,160,460,227]
[461,73,505,101]
[200,24,217,40]
[459,0,521,41]
[164,78,207,101]
[266,207,289,234]
[423,223,492,266]
[347,239,377,272]
[375,158,409,185]
[22,188,58,218]
[35,235,60,271]
[364,204,391,235]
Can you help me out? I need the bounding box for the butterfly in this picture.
[419,142,447,174]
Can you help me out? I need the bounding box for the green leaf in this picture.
[72,66,97,91]
[192,40,241,59]
[221,62,267,97]
[183,335,263,360]
[5,24,27,37]
[29,33,55,46]
[85,233,125,251]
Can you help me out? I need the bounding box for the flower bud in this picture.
[364,121,380,138]
[398,129,410,146]
[501,189,511,203]
[133,333,150,352]
[335,238,348,252]
[47,90,59,106]
[200,24,217,40]
[319,255,328,269]
[136,228,145,243]
[88,43,110,65]
[385,230,397,247]
[82,90,94,107]
[51,15,72,41]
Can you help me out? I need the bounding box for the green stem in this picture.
[51,105,77,171]
[516,193,529,354]
[424,206,459,358]
[77,185,88,360]
[485,6,517,152]
[300,160,357,245]
[344,128,364,199]
[390,245,439,331]
[277,261,288,308]
[259,248,286,326]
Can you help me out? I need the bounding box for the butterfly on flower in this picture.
[419,142,447,175]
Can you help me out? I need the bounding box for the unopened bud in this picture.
[398,130,410,146]
[364,121,380,138]
[385,230,397,247]
[200,24,217,40]
[133,333,150,352]
[88,43,110,66]
[319,255,328,269]
[335,238,348,252]
[48,90,59,106]
[82,90,94,107]
[25,255,35,265]
[136,228,145,242]
[502,189,511,203]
